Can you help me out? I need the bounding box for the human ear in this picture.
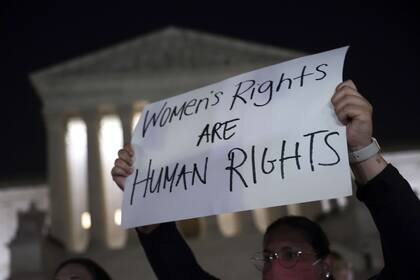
[321,255,333,279]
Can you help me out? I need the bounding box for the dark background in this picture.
[1,1,418,182]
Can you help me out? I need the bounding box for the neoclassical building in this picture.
[26,27,420,279]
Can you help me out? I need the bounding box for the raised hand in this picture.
[111,144,134,190]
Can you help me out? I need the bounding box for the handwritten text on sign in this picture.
[122,47,351,228]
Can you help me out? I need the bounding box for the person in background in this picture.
[112,80,420,279]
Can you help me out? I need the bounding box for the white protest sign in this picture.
[122,46,351,228]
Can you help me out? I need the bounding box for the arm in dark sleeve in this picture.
[136,222,219,280]
[356,164,420,279]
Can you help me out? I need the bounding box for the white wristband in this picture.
[349,138,380,163]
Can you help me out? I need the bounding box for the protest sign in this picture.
[122,46,351,228]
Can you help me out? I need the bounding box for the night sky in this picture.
[1,1,418,183]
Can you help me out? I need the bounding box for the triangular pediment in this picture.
[32,26,303,80]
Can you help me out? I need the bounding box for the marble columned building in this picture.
[27,27,393,278]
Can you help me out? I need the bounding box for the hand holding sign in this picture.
[120,47,353,229]
[111,144,160,233]
[332,80,373,151]
[112,144,134,191]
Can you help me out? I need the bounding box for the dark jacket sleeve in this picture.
[136,222,219,280]
[356,164,420,279]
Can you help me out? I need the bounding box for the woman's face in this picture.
[262,226,325,280]
[54,263,94,280]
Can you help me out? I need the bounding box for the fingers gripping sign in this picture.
[111,144,160,233]
[111,144,135,190]
[331,80,373,151]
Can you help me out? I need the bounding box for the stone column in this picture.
[253,206,287,233]
[286,204,301,216]
[82,110,108,249]
[215,213,241,237]
[239,210,261,235]
[270,206,288,220]
[202,215,223,238]
[117,105,134,145]
[287,201,324,221]
[45,114,72,247]
[116,105,138,246]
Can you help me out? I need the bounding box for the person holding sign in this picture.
[111,80,420,279]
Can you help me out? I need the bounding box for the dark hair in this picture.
[55,257,112,280]
[264,216,330,259]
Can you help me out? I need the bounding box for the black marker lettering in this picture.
[192,157,208,185]
[315,64,328,80]
[293,65,314,87]
[261,147,276,174]
[318,131,341,166]
[196,97,210,114]
[303,130,329,171]
[196,124,211,147]
[167,102,187,122]
[130,169,140,205]
[164,163,179,191]
[276,73,292,91]
[196,118,240,146]
[175,165,192,191]
[225,148,249,192]
[184,99,197,116]
[254,80,273,107]
[211,122,223,143]
[159,107,172,127]
[211,91,224,106]
[150,168,163,194]
[230,80,256,110]
[142,102,167,138]
[222,118,240,140]
[278,140,302,179]
[251,145,257,184]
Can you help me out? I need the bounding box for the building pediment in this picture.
[30,27,305,114]
[32,27,303,80]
